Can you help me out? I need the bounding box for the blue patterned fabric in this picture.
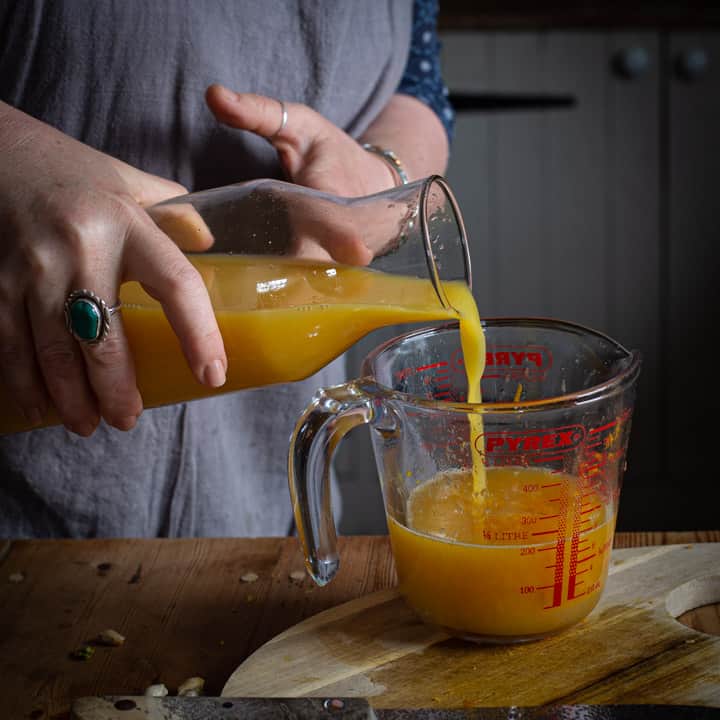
[398,0,455,141]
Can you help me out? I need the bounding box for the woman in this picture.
[0,0,454,537]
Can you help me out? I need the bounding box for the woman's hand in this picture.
[205,84,427,263]
[0,104,227,435]
[205,85,401,199]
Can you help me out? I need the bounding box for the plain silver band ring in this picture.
[64,289,121,345]
[270,100,288,140]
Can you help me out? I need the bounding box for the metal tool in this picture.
[71,697,720,720]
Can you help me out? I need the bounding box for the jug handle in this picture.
[289,379,394,586]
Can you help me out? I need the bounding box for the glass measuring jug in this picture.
[0,176,471,434]
[290,319,641,643]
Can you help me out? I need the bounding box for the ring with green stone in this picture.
[64,290,121,345]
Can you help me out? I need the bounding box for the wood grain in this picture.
[1,532,717,719]
[224,543,720,708]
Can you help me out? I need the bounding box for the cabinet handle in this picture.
[612,47,651,80]
[675,48,709,82]
[448,92,576,112]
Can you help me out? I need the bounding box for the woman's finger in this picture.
[124,215,227,389]
[0,294,49,428]
[284,196,373,266]
[147,202,215,252]
[205,85,298,143]
[26,281,100,437]
[68,285,143,432]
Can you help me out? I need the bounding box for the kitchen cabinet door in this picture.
[665,33,720,530]
[336,31,720,533]
[440,32,664,530]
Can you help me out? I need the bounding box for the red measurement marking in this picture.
[542,482,563,489]
[583,464,600,473]
[538,546,556,552]
[575,567,590,575]
[578,553,597,563]
[585,440,603,448]
[539,514,560,520]
[545,536,567,609]
[531,529,559,537]
[567,528,583,601]
[581,505,602,516]
[589,420,617,435]
[416,361,448,372]
[536,584,555,590]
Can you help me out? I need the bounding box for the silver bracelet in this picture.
[361,143,409,186]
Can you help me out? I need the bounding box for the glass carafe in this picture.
[0,177,470,434]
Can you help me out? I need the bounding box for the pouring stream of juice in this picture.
[0,254,487,441]
[442,283,488,497]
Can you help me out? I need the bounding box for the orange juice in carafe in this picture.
[0,254,480,434]
[123,254,480,408]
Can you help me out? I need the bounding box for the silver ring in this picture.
[269,99,288,140]
[64,290,121,345]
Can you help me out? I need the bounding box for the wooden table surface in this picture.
[2,531,719,720]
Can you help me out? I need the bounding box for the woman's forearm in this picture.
[358,93,450,184]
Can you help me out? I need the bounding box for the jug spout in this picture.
[289,380,394,586]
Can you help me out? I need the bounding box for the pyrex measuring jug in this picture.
[0,176,471,434]
[290,319,641,643]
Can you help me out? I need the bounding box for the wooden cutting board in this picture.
[223,543,720,709]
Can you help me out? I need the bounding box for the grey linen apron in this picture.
[0,0,412,537]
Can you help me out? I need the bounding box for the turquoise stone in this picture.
[70,298,101,341]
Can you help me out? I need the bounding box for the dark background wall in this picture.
[336,3,718,535]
